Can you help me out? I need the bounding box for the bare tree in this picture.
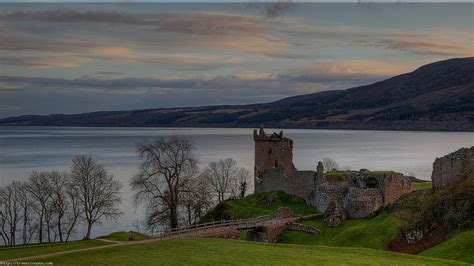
[234,168,250,199]
[202,158,249,203]
[48,171,70,242]
[131,136,198,229]
[28,171,55,243]
[180,174,213,225]
[28,171,51,243]
[70,155,122,240]
[64,184,81,242]
[18,182,35,245]
[322,157,339,172]
[0,181,23,246]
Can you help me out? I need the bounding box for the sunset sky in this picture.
[0,3,473,117]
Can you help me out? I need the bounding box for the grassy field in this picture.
[98,231,149,241]
[0,240,110,261]
[279,214,407,250]
[420,230,474,264]
[33,238,466,265]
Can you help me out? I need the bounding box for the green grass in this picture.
[0,240,110,261]
[412,180,432,190]
[228,191,317,218]
[239,230,248,240]
[279,214,407,250]
[202,191,317,221]
[33,238,466,265]
[420,230,474,264]
[325,170,346,182]
[98,231,149,241]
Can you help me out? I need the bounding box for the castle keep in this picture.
[254,128,412,219]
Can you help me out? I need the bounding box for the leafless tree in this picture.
[70,155,122,240]
[322,157,339,172]
[48,171,71,242]
[233,168,250,199]
[28,171,54,243]
[64,183,81,242]
[131,136,198,229]
[180,174,213,225]
[202,158,249,203]
[18,182,35,245]
[0,181,23,246]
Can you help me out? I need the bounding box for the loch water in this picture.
[1,126,473,238]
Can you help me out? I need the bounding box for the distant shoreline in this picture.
[1,124,473,133]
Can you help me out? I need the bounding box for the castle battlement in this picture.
[253,127,290,142]
[254,127,294,179]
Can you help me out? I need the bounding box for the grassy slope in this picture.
[202,191,316,221]
[35,238,466,265]
[228,191,317,218]
[0,240,110,261]
[420,230,474,264]
[279,214,407,250]
[98,231,149,241]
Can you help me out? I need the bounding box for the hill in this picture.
[201,191,316,222]
[1,57,473,131]
[419,230,474,264]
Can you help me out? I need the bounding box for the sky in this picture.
[0,3,473,118]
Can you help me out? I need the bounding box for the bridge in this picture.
[153,214,321,240]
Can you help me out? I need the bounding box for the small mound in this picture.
[420,230,474,264]
[98,231,149,242]
[279,214,406,250]
[201,191,316,222]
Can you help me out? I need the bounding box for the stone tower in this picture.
[254,127,295,180]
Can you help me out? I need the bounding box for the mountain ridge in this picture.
[1,57,473,131]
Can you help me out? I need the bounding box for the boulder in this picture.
[323,201,346,227]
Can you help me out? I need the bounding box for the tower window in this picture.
[268,148,272,154]
[275,160,279,168]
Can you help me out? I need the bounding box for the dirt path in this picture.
[1,237,168,263]
[1,216,303,262]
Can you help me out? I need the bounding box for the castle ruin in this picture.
[254,127,412,219]
[431,146,474,188]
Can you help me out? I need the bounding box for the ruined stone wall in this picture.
[432,146,474,188]
[255,169,315,204]
[379,172,412,205]
[313,183,347,213]
[344,187,383,218]
[254,128,295,179]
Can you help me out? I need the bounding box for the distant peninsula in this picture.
[1,57,473,132]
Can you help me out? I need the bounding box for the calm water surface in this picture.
[0,127,473,238]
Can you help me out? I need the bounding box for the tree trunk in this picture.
[84,222,93,240]
[38,212,43,244]
[23,206,27,245]
[170,206,178,229]
[57,216,63,242]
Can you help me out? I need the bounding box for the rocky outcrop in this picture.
[323,202,346,227]
[432,146,474,188]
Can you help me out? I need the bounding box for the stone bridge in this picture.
[153,214,321,241]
